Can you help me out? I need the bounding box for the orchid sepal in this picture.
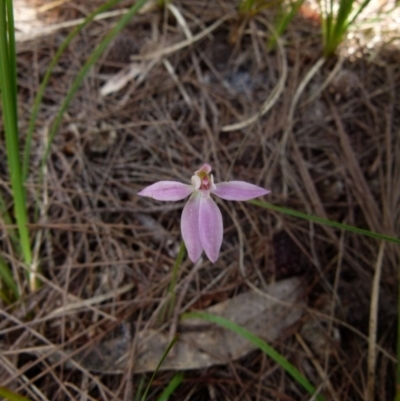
[137,181,193,201]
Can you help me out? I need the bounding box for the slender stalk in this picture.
[167,242,185,316]
[158,242,186,323]
[155,372,184,401]
[0,0,33,288]
[141,335,179,401]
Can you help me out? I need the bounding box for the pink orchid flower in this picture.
[138,164,270,263]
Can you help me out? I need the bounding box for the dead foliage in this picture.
[1,0,400,400]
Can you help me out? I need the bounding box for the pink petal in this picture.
[199,197,223,263]
[212,181,270,201]
[138,181,193,201]
[181,194,203,263]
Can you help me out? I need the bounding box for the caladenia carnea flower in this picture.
[138,164,270,263]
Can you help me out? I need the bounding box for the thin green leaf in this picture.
[182,312,326,401]
[0,254,19,299]
[347,0,372,28]
[134,377,146,401]
[0,289,11,304]
[141,335,179,401]
[42,0,150,173]
[0,0,33,282]
[155,372,184,401]
[0,387,32,401]
[319,0,373,56]
[268,0,305,50]
[23,0,123,181]
[250,200,400,245]
[0,194,21,253]
[5,0,17,109]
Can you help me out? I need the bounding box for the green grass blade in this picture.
[250,200,400,245]
[320,0,373,56]
[0,289,11,304]
[141,335,179,401]
[0,194,22,253]
[42,0,150,172]
[0,387,32,401]
[182,312,326,401]
[134,377,146,401]
[0,0,33,282]
[268,0,305,50]
[347,0,372,28]
[332,0,354,43]
[5,0,17,109]
[335,0,354,26]
[155,372,184,401]
[0,254,19,299]
[23,0,123,181]
[238,0,255,13]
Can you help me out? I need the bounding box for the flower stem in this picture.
[158,242,186,324]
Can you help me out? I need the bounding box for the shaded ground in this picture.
[1,0,400,400]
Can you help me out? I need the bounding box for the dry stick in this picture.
[280,57,326,156]
[121,315,141,401]
[383,79,394,234]
[168,260,204,350]
[161,3,195,106]
[365,242,385,401]
[37,0,70,13]
[132,14,234,61]
[308,308,395,363]
[15,8,131,42]
[325,230,344,372]
[30,126,51,291]
[329,101,381,232]
[235,202,267,288]
[180,268,228,312]
[167,3,193,41]
[221,18,288,132]
[0,353,49,401]
[302,55,344,108]
[290,140,334,292]
[8,266,119,323]
[163,59,192,106]
[47,283,134,318]
[295,333,340,401]
[277,55,325,204]
[0,311,116,399]
[223,200,291,305]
